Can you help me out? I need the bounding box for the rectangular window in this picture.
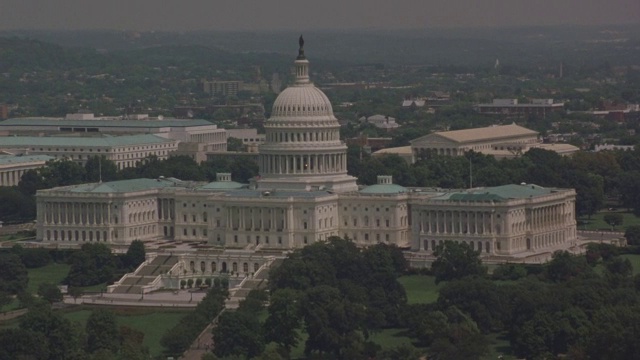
[234,235,238,243]
[365,234,369,241]
[303,222,307,229]
[386,220,390,227]
[183,229,187,236]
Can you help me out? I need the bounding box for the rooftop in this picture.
[0,134,175,147]
[432,184,555,202]
[0,154,53,165]
[0,118,214,128]
[66,178,185,193]
[360,183,407,195]
[425,124,538,143]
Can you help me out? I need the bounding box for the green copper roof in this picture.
[0,134,174,147]
[0,118,213,128]
[360,183,407,194]
[198,180,247,190]
[434,184,553,202]
[68,178,183,193]
[0,154,54,165]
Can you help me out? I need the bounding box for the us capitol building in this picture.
[35,39,578,288]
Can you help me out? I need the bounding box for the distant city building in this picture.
[359,114,399,130]
[0,104,8,120]
[270,73,282,94]
[225,128,266,149]
[395,124,579,161]
[0,134,178,169]
[202,80,242,97]
[594,144,635,152]
[0,114,227,156]
[0,154,53,186]
[475,99,564,118]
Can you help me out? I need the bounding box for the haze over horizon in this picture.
[2,0,639,32]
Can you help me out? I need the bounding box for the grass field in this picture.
[578,211,640,232]
[61,307,189,357]
[620,254,640,275]
[26,263,70,294]
[397,275,442,304]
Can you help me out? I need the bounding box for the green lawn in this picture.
[369,328,416,349]
[483,332,516,360]
[26,263,70,294]
[620,254,640,275]
[398,275,443,304]
[61,307,189,357]
[578,211,640,232]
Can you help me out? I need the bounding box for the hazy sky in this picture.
[2,0,639,31]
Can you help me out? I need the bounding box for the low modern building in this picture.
[0,134,179,169]
[406,123,579,160]
[0,114,227,153]
[474,99,565,118]
[359,114,399,130]
[0,154,53,186]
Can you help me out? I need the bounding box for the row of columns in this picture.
[44,202,113,226]
[418,210,497,235]
[157,199,175,220]
[192,131,226,144]
[260,153,346,175]
[266,129,339,143]
[530,204,569,229]
[0,169,28,187]
[227,207,288,232]
[45,229,110,242]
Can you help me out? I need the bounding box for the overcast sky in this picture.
[2,0,639,31]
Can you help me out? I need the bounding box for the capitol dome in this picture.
[271,86,334,119]
[256,36,358,193]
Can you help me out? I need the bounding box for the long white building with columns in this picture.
[35,39,577,262]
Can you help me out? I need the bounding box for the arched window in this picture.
[254,263,260,272]
[190,261,195,272]
[211,262,217,272]
[200,261,206,272]
[243,263,249,273]
[232,262,238,273]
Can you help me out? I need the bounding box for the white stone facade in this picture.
[35,40,578,261]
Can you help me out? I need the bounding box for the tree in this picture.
[0,253,28,295]
[264,289,302,355]
[0,187,37,221]
[226,137,245,151]
[19,303,86,359]
[66,243,116,287]
[213,310,265,359]
[0,328,50,360]
[84,155,120,182]
[86,309,120,354]
[603,213,624,231]
[431,241,487,284]
[37,282,62,304]
[545,251,593,282]
[625,225,640,245]
[68,286,84,303]
[301,285,366,359]
[124,240,146,269]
